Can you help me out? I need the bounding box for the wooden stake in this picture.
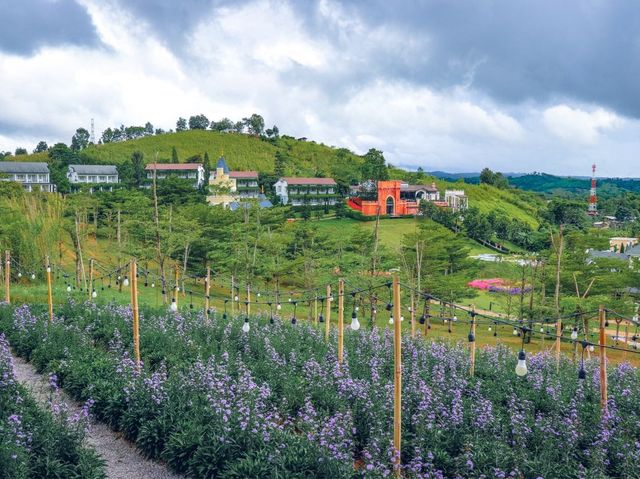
[131,260,141,368]
[410,291,416,339]
[4,250,9,304]
[88,258,94,302]
[46,256,53,324]
[338,279,344,364]
[204,266,211,322]
[231,275,235,316]
[247,283,251,317]
[470,305,477,377]
[624,322,629,361]
[325,285,331,341]
[314,295,318,327]
[599,305,608,411]
[392,275,402,476]
[424,298,430,337]
[555,320,562,370]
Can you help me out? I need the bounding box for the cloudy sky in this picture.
[1,0,639,176]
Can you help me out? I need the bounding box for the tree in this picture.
[243,113,265,136]
[211,117,234,132]
[233,121,244,133]
[189,114,209,130]
[33,141,48,153]
[176,117,187,131]
[203,152,211,189]
[480,167,509,189]
[130,151,145,187]
[144,122,154,136]
[265,125,280,139]
[14,147,27,155]
[361,148,389,181]
[545,199,588,229]
[71,128,90,151]
[171,147,179,164]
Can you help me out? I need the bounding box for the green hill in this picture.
[15,130,543,227]
[510,173,640,198]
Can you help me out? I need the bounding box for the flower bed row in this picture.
[0,332,104,479]
[1,301,640,478]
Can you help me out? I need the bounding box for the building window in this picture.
[386,196,395,215]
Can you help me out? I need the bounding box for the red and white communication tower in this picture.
[587,163,598,216]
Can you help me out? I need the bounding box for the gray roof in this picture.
[69,164,118,175]
[0,161,49,174]
[216,156,230,174]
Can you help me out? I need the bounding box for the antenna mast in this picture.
[90,118,95,144]
[587,163,597,216]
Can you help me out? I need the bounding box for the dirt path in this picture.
[11,354,182,479]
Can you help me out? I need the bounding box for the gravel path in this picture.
[12,354,182,479]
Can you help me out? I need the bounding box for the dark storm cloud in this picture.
[0,0,100,55]
[314,0,640,118]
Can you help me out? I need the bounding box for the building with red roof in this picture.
[273,177,338,206]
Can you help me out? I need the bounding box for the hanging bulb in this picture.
[234,295,239,301]
[372,308,377,315]
[92,289,97,299]
[578,366,586,380]
[318,314,324,323]
[18,272,22,278]
[540,327,545,333]
[288,298,292,302]
[291,317,297,325]
[276,303,282,311]
[151,282,155,288]
[386,302,392,311]
[46,266,51,273]
[488,326,492,332]
[257,292,261,297]
[66,285,72,292]
[223,312,228,320]
[452,315,458,322]
[30,273,36,280]
[468,332,475,342]
[189,303,194,309]
[589,345,595,352]
[605,319,609,327]
[144,282,148,287]
[269,316,274,324]
[389,316,394,325]
[170,299,178,312]
[242,318,250,333]
[571,328,578,340]
[350,311,360,331]
[355,306,360,312]
[515,350,528,377]
[123,277,129,287]
[419,315,426,325]
[493,330,497,337]
[513,327,518,336]
[400,316,405,322]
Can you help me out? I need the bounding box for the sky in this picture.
[1,0,639,177]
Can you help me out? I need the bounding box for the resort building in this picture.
[0,161,56,192]
[144,163,206,188]
[67,164,119,191]
[444,190,469,212]
[207,156,261,207]
[273,177,338,206]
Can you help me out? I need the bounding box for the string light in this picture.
[571,327,578,341]
[468,312,476,343]
[30,273,35,280]
[291,301,297,325]
[66,285,72,292]
[223,300,228,320]
[123,276,129,287]
[170,298,178,312]
[92,289,97,299]
[515,328,528,377]
[578,340,587,380]
[242,317,250,333]
[318,298,325,323]
[18,272,22,278]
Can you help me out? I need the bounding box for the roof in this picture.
[280,177,337,185]
[145,163,202,171]
[230,171,258,178]
[0,161,49,174]
[216,156,229,174]
[69,164,118,175]
[401,184,438,193]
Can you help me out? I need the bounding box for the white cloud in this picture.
[542,104,623,144]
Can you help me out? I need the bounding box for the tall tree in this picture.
[176,117,187,131]
[70,128,90,151]
[33,141,48,153]
[243,113,265,136]
[361,148,389,181]
[171,146,179,164]
[189,114,210,130]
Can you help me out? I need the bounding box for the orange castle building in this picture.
[348,180,420,217]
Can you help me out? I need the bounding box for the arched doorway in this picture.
[386,196,395,215]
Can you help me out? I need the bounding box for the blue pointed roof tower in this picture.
[216,156,230,174]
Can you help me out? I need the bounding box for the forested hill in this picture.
[509,173,640,198]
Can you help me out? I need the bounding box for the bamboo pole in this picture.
[204,266,211,322]
[131,260,141,368]
[4,250,9,304]
[46,256,53,324]
[231,275,235,316]
[424,298,430,337]
[470,305,476,377]
[599,305,608,411]
[555,320,562,370]
[247,283,251,317]
[410,291,415,339]
[325,285,331,341]
[314,295,318,327]
[624,322,629,361]
[392,275,402,477]
[88,258,94,302]
[338,279,344,364]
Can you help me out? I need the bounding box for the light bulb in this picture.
[400,316,405,322]
[92,290,97,298]
[419,315,426,325]
[488,326,492,332]
[453,315,458,322]
[276,303,282,310]
[318,314,324,323]
[513,328,518,336]
[66,285,72,292]
[234,295,239,301]
[372,308,377,315]
[46,267,51,273]
[589,345,595,352]
[515,350,528,377]
[18,272,22,278]
[257,293,261,297]
[540,327,544,333]
[288,298,292,302]
[389,316,394,325]
[578,366,586,380]
[176,287,180,292]
[30,273,36,280]
[123,277,129,287]
[350,313,360,331]
[170,300,178,312]
[571,328,578,340]
[151,283,155,288]
[355,306,359,312]
[242,319,250,333]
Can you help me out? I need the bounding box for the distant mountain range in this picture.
[428,171,640,197]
